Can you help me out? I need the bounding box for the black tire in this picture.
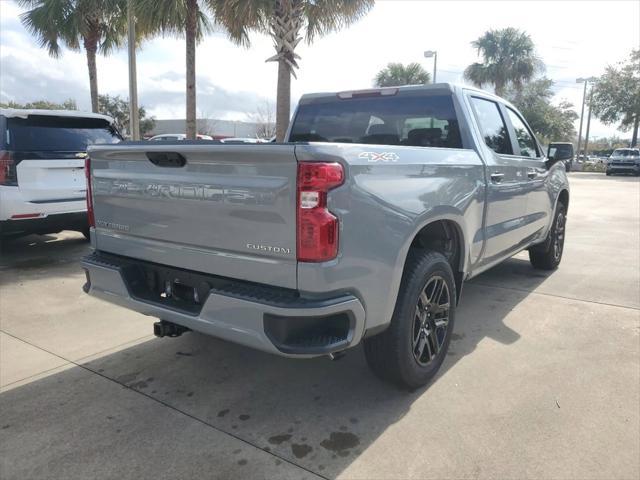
[81,227,91,241]
[363,250,456,389]
[529,202,567,270]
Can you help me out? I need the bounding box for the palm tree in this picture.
[464,28,541,97]
[134,0,212,139]
[19,0,128,113]
[210,0,374,142]
[374,62,430,87]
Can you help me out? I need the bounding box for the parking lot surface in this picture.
[1,173,638,480]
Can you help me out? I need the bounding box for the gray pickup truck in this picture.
[82,84,569,388]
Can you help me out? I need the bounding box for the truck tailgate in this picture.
[88,143,298,289]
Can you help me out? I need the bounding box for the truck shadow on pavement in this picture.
[1,235,553,479]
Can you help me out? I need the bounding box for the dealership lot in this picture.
[1,173,638,479]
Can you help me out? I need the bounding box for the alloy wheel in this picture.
[412,275,451,366]
[553,212,566,261]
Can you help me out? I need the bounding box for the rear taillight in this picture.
[297,162,344,262]
[85,157,95,227]
[0,150,17,186]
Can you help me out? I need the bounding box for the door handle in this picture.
[527,169,537,179]
[490,172,504,183]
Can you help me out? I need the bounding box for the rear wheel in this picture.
[363,250,456,389]
[81,227,90,241]
[529,202,566,270]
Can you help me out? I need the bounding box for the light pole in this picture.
[575,77,596,159]
[424,50,437,83]
[127,0,140,141]
[583,83,596,159]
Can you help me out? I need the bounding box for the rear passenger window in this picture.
[506,108,539,158]
[470,97,512,155]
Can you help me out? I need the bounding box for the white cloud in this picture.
[1,0,638,138]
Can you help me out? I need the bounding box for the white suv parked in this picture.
[0,109,121,238]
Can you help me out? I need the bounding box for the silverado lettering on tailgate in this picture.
[93,179,277,205]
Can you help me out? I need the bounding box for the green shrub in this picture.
[581,162,607,173]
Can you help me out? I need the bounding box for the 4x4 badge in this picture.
[359,151,399,163]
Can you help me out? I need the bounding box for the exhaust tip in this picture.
[328,351,346,361]
[154,320,190,338]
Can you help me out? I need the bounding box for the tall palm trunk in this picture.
[185,0,198,140]
[276,59,291,142]
[268,0,303,142]
[84,33,99,113]
[631,115,639,147]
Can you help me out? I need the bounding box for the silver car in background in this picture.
[606,148,640,176]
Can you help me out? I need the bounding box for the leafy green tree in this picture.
[464,28,541,97]
[19,0,128,113]
[98,94,156,137]
[374,62,430,87]
[210,0,374,141]
[592,49,640,147]
[0,99,78,110]
[506,78,578,143]
[133,0,212,139]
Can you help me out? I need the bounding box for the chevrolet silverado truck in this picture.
[81,84,569,388]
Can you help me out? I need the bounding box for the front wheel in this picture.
[363,250,456,389]
[529,202,566,270]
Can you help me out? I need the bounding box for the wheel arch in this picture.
[558,188,569,211]
[400,216,467,305]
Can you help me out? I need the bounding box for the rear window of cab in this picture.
[290,95,463,149]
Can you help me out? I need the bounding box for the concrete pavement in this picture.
[1,173,638,479]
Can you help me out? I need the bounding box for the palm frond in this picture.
[206,0,270,46]
[19,0,132,56]
[374,62,430,87]
[18,0,79,57]
[304,0,374,42]
[133,0,212,41]
[466,27,540,94]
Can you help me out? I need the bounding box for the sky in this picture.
[1,0,639,139]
